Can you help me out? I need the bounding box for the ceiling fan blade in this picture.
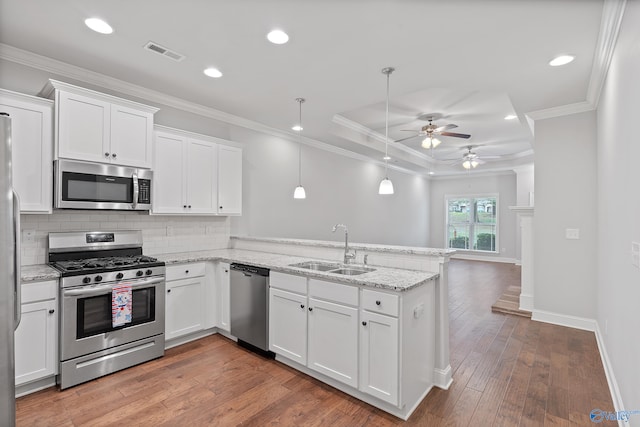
[395,134,421,143]
[434,124,457,132]
[440,131,471,139]
[400,129,420,132]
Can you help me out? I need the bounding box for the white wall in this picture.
[228,125,431,246]
[428,172,517,261]
[533,111,597,319]
[0,57,432,249]
[596,0,640,417]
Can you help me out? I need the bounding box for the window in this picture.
[446,195,498,252]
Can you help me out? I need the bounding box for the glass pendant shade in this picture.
[293,185,306,199]
[463,160,471,169]
[378,177,394,195]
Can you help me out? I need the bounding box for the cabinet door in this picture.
[57,91,110,162]
[0,93,53,213]
[217,263,231,332]
[307,297,358,387]
[359,311,399,405]
[186,139,218,214]
[165,277,205,340]
[110,104,153,168]
[269,288,307,365]
[14,300,57,386]
[217,145,242,215]
[152,131,187,214]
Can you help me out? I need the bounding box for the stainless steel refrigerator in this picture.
[1,112,20,426]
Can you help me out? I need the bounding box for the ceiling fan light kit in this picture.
[422,136,441,149]
[379,67,395,195]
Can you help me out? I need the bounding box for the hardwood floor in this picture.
[16,259,616,426]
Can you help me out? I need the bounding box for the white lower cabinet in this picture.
[217,262,231,332]
[359,310,399,405]
[307,297,359,387]
[165,263,205,341]
[269,288,307,365]
[15,280,58,387]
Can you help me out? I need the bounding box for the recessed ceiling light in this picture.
[549,55,575,66]
[292,125,303,131]
[429,171,435,175]
[383,155,391,161]
[85,18,113,34]
[203,68,223,78]
[267,30,289,45]
[504,114,517,120]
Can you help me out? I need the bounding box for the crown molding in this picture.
[525,0,626,121]
[0,43,421,178]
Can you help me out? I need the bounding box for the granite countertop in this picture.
[230,235,456,257]
[21,265,60,283]
[156,249,438,292]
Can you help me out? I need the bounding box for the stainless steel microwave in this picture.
[54,159,152,210]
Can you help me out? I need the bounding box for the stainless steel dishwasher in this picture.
[230,263,271,354]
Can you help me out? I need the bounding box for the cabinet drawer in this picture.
[21,280,57,304]
[361,289,399,317]
[270,271,307,294]
[166,262,205,281]
[309,279,358,307]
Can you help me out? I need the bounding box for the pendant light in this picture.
[293,97,306,199]
[379,67,395,195]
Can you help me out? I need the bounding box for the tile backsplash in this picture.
[20,211,230,266]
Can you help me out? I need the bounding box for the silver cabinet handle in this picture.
[13,190,21,330]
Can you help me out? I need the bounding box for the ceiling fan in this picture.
[444,146,502,169]
[395,117,471,149]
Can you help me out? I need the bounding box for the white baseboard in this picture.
[433,365,453,390]
[531,309,597,331]
[451,253,518,264]
[594,323,626,427]
[519,294,534,312]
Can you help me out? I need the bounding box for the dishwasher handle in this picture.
[230,263,270,277]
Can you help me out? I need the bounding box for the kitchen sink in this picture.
[289,262,376,275]
[289,261,342,271]
[330,267,376,276]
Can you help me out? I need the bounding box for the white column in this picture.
[433,256,452,389]
[509,206,534,311]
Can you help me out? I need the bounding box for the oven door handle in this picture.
[63,277,164,297]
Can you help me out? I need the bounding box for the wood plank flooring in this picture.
[16,259,616,426]
[491,285,532,318]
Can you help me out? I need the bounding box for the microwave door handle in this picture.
[63,277,164,297]
[13,190,21,330]
[132,172,139,209]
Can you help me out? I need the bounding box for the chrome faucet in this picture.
[332,223,356,264]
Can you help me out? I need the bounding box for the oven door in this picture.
[54,159,152,210]
[61,276,165,361]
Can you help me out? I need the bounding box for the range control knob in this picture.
[136,270,144,277]
[82,277,91,284]
[146,269,153,276]
[116,272,124,280]
[95,275,103,282]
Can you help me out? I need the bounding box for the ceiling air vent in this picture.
[143,41,185,62]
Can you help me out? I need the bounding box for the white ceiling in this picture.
[0,0,606,175]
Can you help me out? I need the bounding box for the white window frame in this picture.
[444,193,500,253]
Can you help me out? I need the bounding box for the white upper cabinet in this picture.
[152,126,242,216]
[0,89,53,213]
[42,80,158,168]
[217,145,242,215]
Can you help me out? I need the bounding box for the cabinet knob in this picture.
[362,321,367,326]
[219,206,223,209]
[375,300,381,306]
[188,205,192,208]
[112,153,117,158]
[183,205,187,208]
[224,270,229,273]
[167,289,171,293]
[300,304,305,309]
[104,152,110,157]
[308,307,313,312]
[48,309,55,314]
[185,270,189,274]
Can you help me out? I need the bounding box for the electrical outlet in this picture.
[565,228,580,240]
[632,242,640,268]
[22,229,35,244]
[166,226,174,236]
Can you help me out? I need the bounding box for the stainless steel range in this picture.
[48,230,165,389]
